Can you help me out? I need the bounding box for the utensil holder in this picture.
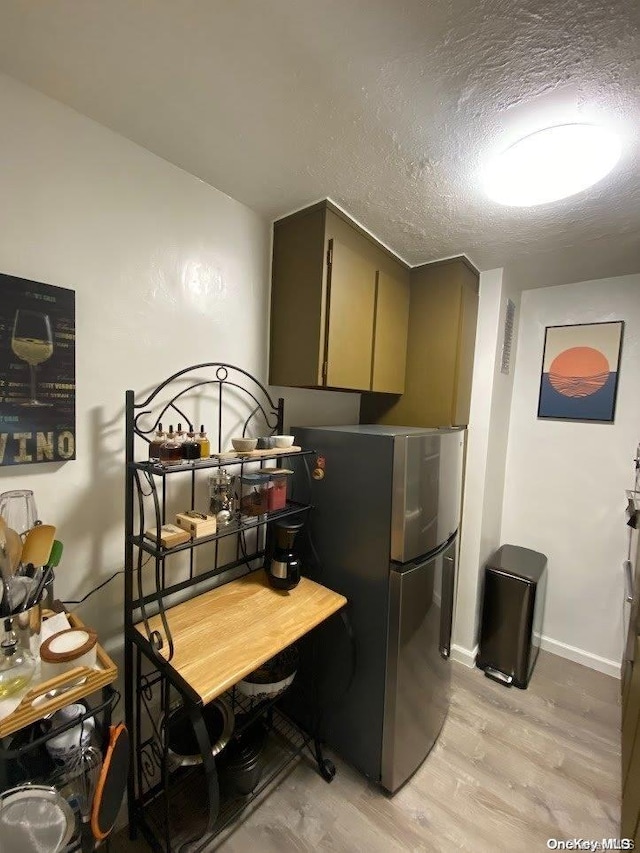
[4,602,42,657]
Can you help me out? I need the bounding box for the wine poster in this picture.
[0,273,75,466]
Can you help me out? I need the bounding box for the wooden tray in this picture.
[0,612,118,739]
[211,446,302,460]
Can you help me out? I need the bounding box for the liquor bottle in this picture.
[159,425,182,464]
[196,425,211,459]
[148,423,165,461]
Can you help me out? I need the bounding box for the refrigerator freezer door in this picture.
[381,537,456,793]
[391,429,464,564]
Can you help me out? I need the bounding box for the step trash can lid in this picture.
[486,544,547,582]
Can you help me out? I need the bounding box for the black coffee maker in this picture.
[265,516,305,591]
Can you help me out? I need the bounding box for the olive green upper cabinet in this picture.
[269,201,410,393]
[360,257,479,428]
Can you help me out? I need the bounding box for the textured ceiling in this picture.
[0,0,638,272]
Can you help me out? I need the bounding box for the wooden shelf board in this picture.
[134,573,346,706]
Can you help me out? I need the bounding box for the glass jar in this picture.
[159,426,182,464]
[196,425,210,459]
[0,636,35,699]
[148,423,165,461]
[182,431,200,460]
[209,470,234,526]
[266,469,292,512]
[239,473,271,519]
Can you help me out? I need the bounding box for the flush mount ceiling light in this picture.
[483,123,621,206]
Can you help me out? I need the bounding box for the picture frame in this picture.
[537,321,624,423]
[0,272,76,466]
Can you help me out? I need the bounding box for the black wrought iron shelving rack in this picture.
[124,364,342,853]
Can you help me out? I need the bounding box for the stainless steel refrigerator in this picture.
[291,424,465,793]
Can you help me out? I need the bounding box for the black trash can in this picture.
[476,544,547,689]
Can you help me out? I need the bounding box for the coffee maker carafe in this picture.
[265,516,305,591]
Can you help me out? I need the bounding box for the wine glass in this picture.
[11,309,53,406]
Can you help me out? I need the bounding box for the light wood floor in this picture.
[113,651,621,852]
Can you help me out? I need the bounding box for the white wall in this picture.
[0,71,268,659]
[452,268,520,663]
[273,385,360,433]
[0,73,359,670]
[501,274,640,676]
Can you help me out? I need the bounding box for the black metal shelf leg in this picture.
[313,737,336,783]
[178,704,220,851]
[125,639,137,840]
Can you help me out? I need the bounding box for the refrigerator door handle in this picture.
[439,551,456,658]
[625,559,634,603]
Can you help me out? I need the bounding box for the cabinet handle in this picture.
[624,559,634,603]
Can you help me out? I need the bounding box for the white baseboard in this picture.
[450,643,478,668]
[449,638,621,679]
[539,635,621,679]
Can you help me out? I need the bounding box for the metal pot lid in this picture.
[0,784,75,853]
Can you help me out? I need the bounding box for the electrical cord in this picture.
[238,526,264,574]
[62,569,126,608]
[62,554,152,609]
[65,517,260,611]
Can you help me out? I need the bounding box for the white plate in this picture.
[0,784,76,852]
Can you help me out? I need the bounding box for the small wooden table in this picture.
[135,572,347,705]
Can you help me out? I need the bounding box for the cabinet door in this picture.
[360,258,479,428]
[325,238,376,390]
[371,268,410,394]
[270,207,327,387]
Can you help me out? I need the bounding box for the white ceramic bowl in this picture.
[273,435,294,448]
[236,671,296,701]
[231,437,258,452]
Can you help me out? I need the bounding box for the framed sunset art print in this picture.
[537,321,624,422]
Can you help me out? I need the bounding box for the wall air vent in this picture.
[500,299,516,375]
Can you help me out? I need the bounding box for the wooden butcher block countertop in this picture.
[135,572,346,705]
